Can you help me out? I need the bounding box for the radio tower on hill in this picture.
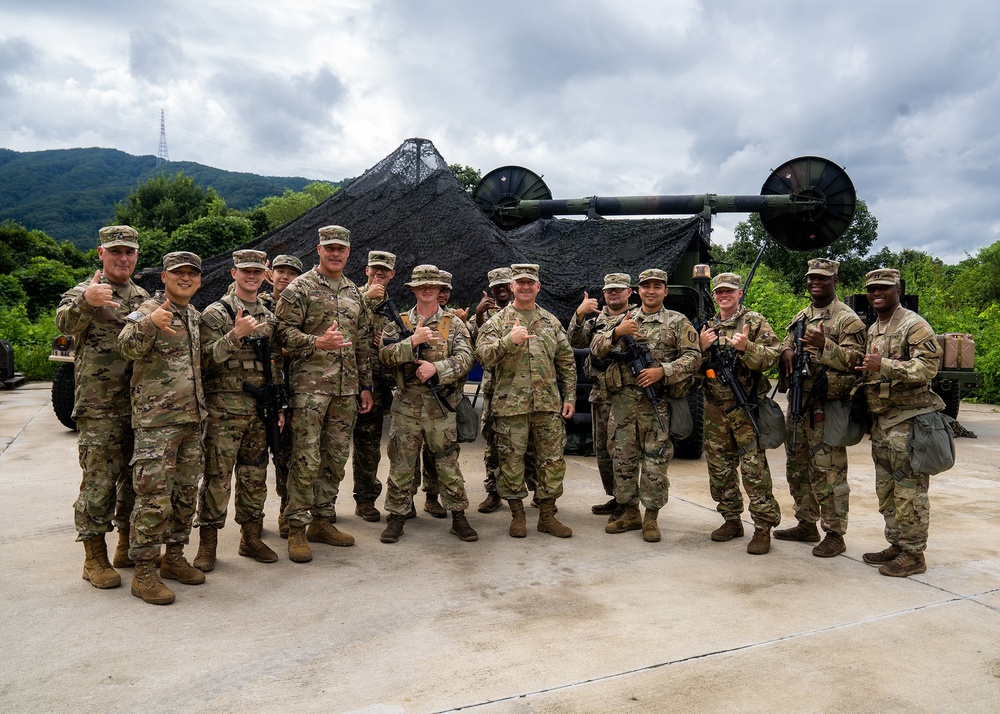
[156,108,169,166]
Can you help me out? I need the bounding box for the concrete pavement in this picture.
[1,381,998,713]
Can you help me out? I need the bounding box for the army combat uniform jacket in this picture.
[702,306,780,406]
[780,298,866,402]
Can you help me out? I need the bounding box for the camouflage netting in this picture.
[154,138,707,324]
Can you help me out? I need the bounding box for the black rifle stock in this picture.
[788,318,810,449]
[375,298,452,417]
[619,335,667,432]
[242,335,287,461]
[705,340,761,438]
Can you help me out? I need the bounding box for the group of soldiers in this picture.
[61,222,945,606]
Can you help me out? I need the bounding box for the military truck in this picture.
[48,335,76,429]
[0,339,26,389]
[474,156,857,458]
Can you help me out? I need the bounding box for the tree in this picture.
[449,164,482,194]
[15,256,87,319]
[0,219,89,275]
[168,215,256,259]
[114,172,222,236]
[720,199,883,293]
[256,181,338,231]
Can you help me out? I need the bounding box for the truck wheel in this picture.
[51,362,77,430]
[674,387,705,459]
[933,380,961,420]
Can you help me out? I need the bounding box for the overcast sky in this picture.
[1,0,997,262]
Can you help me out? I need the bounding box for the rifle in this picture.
[619,335,667,432]
[704,340,761,438]
[375,298,452,418]
[787,318,827,450]
[242,335,288,461]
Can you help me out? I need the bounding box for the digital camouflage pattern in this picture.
[196,293,279,529]
[476,304,576,500]
[863,306,942,554]
[701,306,781,528]
[351,291,392,505]
[274,267,372,527]
[57,275,149,539]
[472,304,502,492]
[591,306,702,509]
[780,298,866,534]
[380,305,474,515]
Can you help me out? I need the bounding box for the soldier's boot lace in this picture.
[287,525,312,563]
[812,532,846,558]
[380,514,406,543]
[605,504,642,534]
[112,528,134,568]
[131,558,174,605]
[193,526,218,572]
[306,517,355,547]
[711,519,745,542]
[537,498,572,538]
[773,520,820,543]
[82,535,121,589]
[160,544,206,585]
[424,494,447,519]
[449,511,479,541]
[747,526,772,555]
[862,543,902,565]
[478,491,503,514]
[507,499,527,538]
[642,508,661,543]
[878,550,927,577]
[239,519,278,563]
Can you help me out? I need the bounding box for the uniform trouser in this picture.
[351,384,388,504]
[129,422,204,562]
[196,405,269,528]
[592,400,615,497]
[493,412,566,501]
[285,393,357,527]
[274,409,293,504]
[784,404,849,535]
[482,393,538,493]
[74,415,136,540]
[411,442,442,496]
[705,400,781,528]
[385,408,469,516]
[608,389,673,510]
[871,417,930,554]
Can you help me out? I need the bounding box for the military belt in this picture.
[226,359,264,371]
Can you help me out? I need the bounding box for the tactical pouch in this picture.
[755,397,787,450]
[667,397,693,439]
[455,396,480,443]
[905,411,955,477]
[822,399,866,447]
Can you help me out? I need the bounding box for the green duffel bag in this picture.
[667,397,693,439]
[822,398,867,447]
[755,397,786,450]
[455,396,480,443]
[906,411,955,477]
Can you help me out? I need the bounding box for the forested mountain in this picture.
[0,147,325,249]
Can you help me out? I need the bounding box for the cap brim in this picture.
[319,239,350,246]
[865,280,897,287]
[103,239,139,249]
[167,263,202,272]
[806,270,835,277]
[713,283,740,290]
[603,283,630,290]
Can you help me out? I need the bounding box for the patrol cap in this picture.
[806,258,839,277]
[367,250,396,270]
[488,267,513,287]
[233,249,267,270]
[99,225,139,250]
[603,273,632,290]
[318,225,351,246]
[272,254,303,273]
[712,272,743,291]
[865,268,900,288]
[163,251,202,273]
[439,270,453,290]
[638,268,668,285]
[405,264,449,288]
[510,264,540,282]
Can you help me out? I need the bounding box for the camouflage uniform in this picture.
[703,305,782,528]
[57,261,149,541]
[274,266,372,527]
[381,305,474,515]
[591,302,701,510]
[196,290,279,529]
[118,288,206,562]
[476,303,576,501]
[862,299,942,555]
[268,254,303,517]
[780,296,866,536]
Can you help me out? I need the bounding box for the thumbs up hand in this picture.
[576,291,599,320]
[84,270,120,308]
[731,324,750,352]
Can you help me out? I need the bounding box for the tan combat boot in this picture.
[160,544,206,584]
[537,499,572,538]
[239,519,278,563]
[450,511,479,542]
[642,509,661,543]
[424,494,447,518]
[82,536,121,589]
[131,558,174,605]
[711,519,745,542]
[878,550,927,577]
[355,501,381,522]
[193,526,218,572]
[812,532,846,558]
[380,514,406,543]
[478,491,502,513]
[606,504,642,534]
[862,544,902,565]
[508,499,527,538]
[773,521,820,543]
[287,525,312,563]
[747,526,772,555]
[306,517,355,546]
[112,528,133,568]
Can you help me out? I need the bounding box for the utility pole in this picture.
[156,108,169,166]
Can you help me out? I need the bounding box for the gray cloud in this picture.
[128,29,186,84]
